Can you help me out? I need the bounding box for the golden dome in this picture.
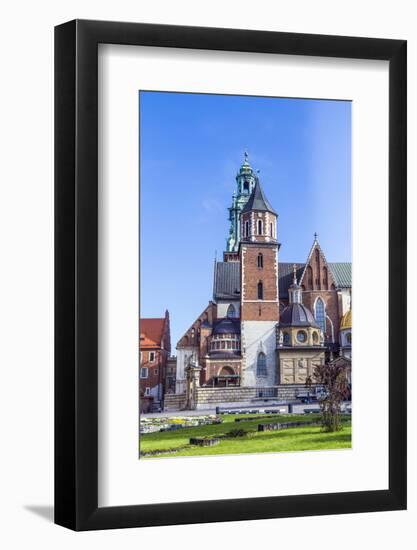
[340,309,352,330]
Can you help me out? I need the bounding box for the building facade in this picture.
[139,310,171,412]
[175,154,352,401]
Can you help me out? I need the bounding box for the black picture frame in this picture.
[55,19,407,531]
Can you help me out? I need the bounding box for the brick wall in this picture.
[241,245,279,321]
[139,348,166,398]
[302,290,341,342]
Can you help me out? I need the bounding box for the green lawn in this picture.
[140,413,351,458]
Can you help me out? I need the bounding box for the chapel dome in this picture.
[340,309,352,330]
[279,303,319,328]
[212,318,240,336]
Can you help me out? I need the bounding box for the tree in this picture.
[306,362,350,432]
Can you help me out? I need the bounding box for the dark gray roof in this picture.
[214,262,241,299]
[278,263,305,299]
[279,262,352,299]
[213,318,241,335]
[279,303,319,328]
[241,180,276,215]
[214,260,351,301]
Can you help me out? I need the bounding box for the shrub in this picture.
[227,429,247,438]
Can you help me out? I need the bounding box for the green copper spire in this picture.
[226,153,257,252]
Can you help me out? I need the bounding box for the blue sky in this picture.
[139,91,351,348]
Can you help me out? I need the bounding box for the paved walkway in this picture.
[141,401,352,419]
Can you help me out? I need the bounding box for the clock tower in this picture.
[239,178,280,386]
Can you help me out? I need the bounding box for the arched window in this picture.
[323,266,328,290]
[257,281,263,300]
[256,352,267,376]
[315,297,326,336]
[257,253,263,268]
[315,250,321,289]
[245,221,249,237]
[227,304,236,318]
[243,181,249,192]
[219,366,234,376]
[307,266,313,289]
[257,219,263,235]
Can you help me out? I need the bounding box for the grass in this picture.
[140,413,351,458]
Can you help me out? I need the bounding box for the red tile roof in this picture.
[140,318,165,349]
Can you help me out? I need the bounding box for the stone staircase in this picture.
[163,394,186,412]
[150,399,162,413]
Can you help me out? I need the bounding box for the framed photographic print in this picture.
[55,20,407,530]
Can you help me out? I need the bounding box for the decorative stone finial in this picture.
[292,263,297,284]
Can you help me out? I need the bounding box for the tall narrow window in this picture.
[307,266,313,289]
[315,250,321,289]
[256,352,267,376]
[257,253,263,268]
[257,219,263,235]
[315,297,326,336]
[270,223,273,237]
[227,304,236,318]
[323,266,328,290]
[245,221,249,237]
[257,281,263,300]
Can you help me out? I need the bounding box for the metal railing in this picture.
[255,387,278,398]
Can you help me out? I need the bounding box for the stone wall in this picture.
[175,346,197,394]
[195,386,257,406]
[164,393,186,412]
[275,384,317,400]
[164,384,321,411]
[241,320,277,386]
[193,384,318,408]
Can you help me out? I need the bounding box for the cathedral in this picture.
[175,154,351,396]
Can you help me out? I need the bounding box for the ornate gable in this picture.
[299,236,336,291]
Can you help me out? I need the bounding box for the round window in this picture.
[296,330,307,343]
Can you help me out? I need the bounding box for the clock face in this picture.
[297,330,307,343]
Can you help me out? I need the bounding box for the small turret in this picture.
[226,153,258,252]
[240,178,277,244]
[288,264,302,304]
